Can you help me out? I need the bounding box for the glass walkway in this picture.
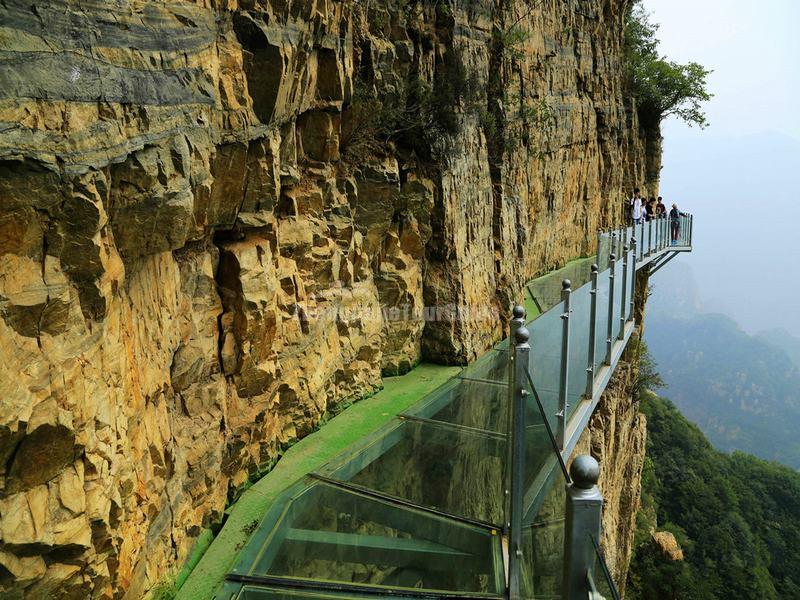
[216,217,693,600]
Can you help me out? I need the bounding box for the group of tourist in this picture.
[629,187,688,245]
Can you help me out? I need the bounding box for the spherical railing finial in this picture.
[512,304,526,319]
[610,253,616,261]
[591,264,599,273]
[562,279,571,291]
[515,325,530,344]
[570,455,600,489]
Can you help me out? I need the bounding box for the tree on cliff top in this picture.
[625,1,713,131]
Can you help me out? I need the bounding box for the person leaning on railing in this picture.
[670,203,688,244]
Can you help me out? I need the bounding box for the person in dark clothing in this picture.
[647,198,657,221]
[656,197,666,218]
[670,203,687,244]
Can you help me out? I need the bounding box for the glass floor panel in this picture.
[229,479,504,597]
[402,377,510,434]
[318,419,506,525]
[226,585,436,599]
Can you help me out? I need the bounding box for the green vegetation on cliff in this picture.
[628,392,800,599]
[625,0,712,130]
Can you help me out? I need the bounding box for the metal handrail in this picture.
[506,216,694,599]
[525,368,571,484]
[590,535,621,600]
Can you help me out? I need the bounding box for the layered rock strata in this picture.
[0,0,657,596]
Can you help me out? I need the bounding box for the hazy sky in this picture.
[645,0,800,139]
[642,0,800,336]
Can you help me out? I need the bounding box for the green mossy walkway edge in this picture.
[175,363,461,600]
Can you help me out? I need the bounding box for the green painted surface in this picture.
[175,528,214,589]
[176,363,461,600]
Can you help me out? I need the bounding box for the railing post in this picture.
[618,244,628,340]
[629,237,637,322]
[605,254,616,365]
[690,214,694,246]
[586,265,599,397]
[557,280,572,450]
[563,456,604,600]
[508,323,530,600]
[505,305,526,537]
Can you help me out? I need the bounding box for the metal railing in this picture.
[505,215,693,599]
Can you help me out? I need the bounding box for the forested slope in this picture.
[628,393,800,599]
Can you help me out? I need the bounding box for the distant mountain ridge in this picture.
[756,327,800,370]
[645,261,800,469]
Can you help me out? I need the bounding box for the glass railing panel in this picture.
[430,379,507,434]
[519,480,566,599]
[248,480,503,595]
[320,419,506,525]
[638,221,646,259]
[593,269,611,370]
[597,234,612,272]
[460,344,509,384]
[649,220,656,254]
[589,536,621,600]
[528,299,565,436]
[609,259,623,345]
[520,373,564,502]
[527,260,595,315]
[567,282,592,419]
[626,249,635,322]
[656,219,662,251]
[684,215,690,245]
[401,377,508,434]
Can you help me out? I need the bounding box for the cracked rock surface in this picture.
[0,0,658,596]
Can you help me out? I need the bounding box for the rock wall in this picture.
[0,0,656,597]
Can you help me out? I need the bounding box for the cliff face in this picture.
[0,0,656,597]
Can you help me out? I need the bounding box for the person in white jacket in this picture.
[630,188,643,225]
